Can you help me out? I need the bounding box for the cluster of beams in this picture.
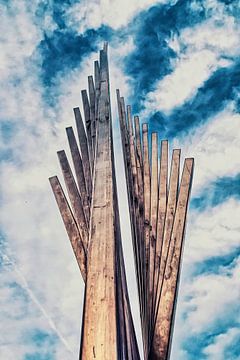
[49,43,194,360]
[117,93,194,359]
[49,44,140,359]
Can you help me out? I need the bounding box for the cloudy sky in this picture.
[0,0,240,359]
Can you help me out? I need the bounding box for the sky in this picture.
[0,0,240,359]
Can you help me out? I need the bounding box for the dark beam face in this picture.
[49,44,194,360]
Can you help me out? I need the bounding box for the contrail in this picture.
[1,251,74,355]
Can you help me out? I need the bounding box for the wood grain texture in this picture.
[152,140,168,328]
[88,75,96,159]
[66,126,90,224]
[150,158,194,360]
[149,132,158,342]
[81,89,93,171]
[57,150,89,251]
[74,107,92,202]
[142,123,151,356]
[154,149,180,323]
[127,105,144,323]
[80,48,118,358]
[49,176,86,281]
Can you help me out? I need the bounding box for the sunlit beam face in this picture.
[0,0,239,359]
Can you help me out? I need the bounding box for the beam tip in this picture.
[57,149,65,157]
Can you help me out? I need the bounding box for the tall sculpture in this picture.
[49,43,194,360]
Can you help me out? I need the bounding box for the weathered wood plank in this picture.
[100,48,108,82]
[88,75,96,160]
[57,150,89,251]
[153,149,180,323]
[142,123,151,356]
[150,158,194,360]
[74,107,92,202]
[49,176,86,281]
[127,105,144,321]
[134,115,146,347]
[149,132,158,341]
[80,76,118,359]
[152,140,168,328]
[81,89,93,171]
[66,126,90,224]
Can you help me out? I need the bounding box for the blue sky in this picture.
[0,0,239,359]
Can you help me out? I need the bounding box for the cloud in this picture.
[171,246,240,360]
[143,13,239,114]
[191,173,240,211]
[64,0,168,32]
[203,327,240,360]
[184,198,240,265]
[173,106,240,194]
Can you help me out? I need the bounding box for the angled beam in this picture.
[66,127,90,224]
[150,158,194,360]
[142,123,151,356]
[88,75,96,158]
[152,140,168,326]
[149,132,158,341]
[81,89,93,171]
[154,149,180,323]
[57,150,88,251]
[134,115,145,338]
[74,107,92,202]
[127,105,144,321]
[49,176,86,281]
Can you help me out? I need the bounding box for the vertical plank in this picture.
[81,89,93,171]
[66,127,90,224]
[74,107,92,202]
[142,123,151,356]
[150,158,194,360]
[57,150,89,251]
[127,105,143,320]
[152,140,168,326]
[134,115,145,341]
[49,176,86,281]
[154,149,180,323]
[88,75,96,160]
[80,77,118,359]
[149,132,158,342]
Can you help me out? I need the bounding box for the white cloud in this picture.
[171,256,240,359]
[65,0,173,32]
[173,107,240,195]
[181,258,240,334]
[142,12,240,114]
[203,327,240,360]
[184,198,240,264]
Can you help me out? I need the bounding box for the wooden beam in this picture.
[154,149,180,323]
[149,132,158,341]
[88,75,96,159]
[142,123,151,356]
[57,150,89,251]
[150,158,194,360]
[81,89,93,171]
[66,127,90,224]
[49,176,86,281]
[74,107,92,202]
[80,75,118,358]
[152,140,168,328]
[127,105,144,322]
